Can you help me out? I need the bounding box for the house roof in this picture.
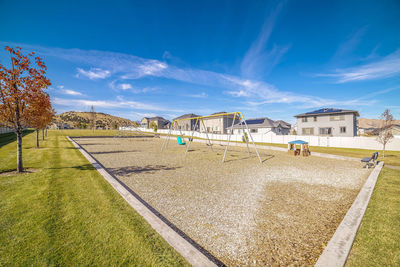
[173,113,201,121]
[142,116,169,122]
[230,117,291,129]
[294,108,359,117]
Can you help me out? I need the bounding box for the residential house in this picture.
[294,108,359,137]
[0,125,13,134]
[49,122,71,129]
[141,116,170,129]
[392,124,400,138]
[173,113,201,131]
[230,117,291,135]
[200,112,240,134]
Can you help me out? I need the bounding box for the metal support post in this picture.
[241,112,262,163]
[222,112,237,163]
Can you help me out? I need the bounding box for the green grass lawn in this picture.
[0,130,188,266]
[346,167,400,266]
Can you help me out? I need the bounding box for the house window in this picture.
[330,115,345,121]
[313,116,317,122]
[319,127,332,135]
[302,117,308,122]
[340,127,346,133]
[250,129,258,133]
[302,128,314,135]
[207,127,211,133]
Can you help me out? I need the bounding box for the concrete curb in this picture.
[315,161,384,267]
[67,137,219,267]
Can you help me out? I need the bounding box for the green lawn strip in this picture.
[346,167,400,266]
[0,131,188,266]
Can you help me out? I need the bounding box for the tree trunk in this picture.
[42,128,45,140]
[382,143,386,157]
[46,128,47,137]
[36,129,39,148]
[16,130,23,173]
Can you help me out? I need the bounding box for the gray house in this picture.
[173,113,201,131]
[140,116,170,129]
[230,117,291,135]
[294,108,359,137]
[200,112,240,134]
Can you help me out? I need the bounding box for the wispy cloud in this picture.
[317,49,400,83]
[6,42,379,109]
[186,92,208,98]
[53,97,182,112]
[109,80,157,93]
[76,67,111,80]
[240,2,290,79]
[120,83,132,90]
[57,85,83,96]
[63,89,83,96]
[331,26,367,64]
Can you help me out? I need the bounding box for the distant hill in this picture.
[55,111,138,129]
[358,118,400,129]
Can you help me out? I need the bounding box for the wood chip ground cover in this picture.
[76,137,371,266]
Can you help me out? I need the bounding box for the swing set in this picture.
[161,112,262,163]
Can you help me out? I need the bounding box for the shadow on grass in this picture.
[0,130,35,148]
[46,164,95,171]
[109,165,182,176]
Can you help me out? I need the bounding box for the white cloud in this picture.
[317,49,400,83]
[240,2,290,79]
[56,85,83,96]
[331,26,367,64]
[109,80,157,93]
[186,92,208,98]
[76,67,111,80]
[120,83,132,90]
[53,97,182,112]
[7,42,379,109]
[63,89,83,96]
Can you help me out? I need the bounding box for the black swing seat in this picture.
[361,152,379,168]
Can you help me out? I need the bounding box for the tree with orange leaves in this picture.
[29,91,55,148]
[0,46,51,172]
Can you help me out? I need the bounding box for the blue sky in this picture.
[1,0,399,123]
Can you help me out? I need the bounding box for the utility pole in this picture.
[90,105,96,132]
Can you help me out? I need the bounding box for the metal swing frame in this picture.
[161,112,262,163]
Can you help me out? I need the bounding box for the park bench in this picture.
[361,152,379,168]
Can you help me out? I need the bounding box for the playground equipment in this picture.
[288,140,310,156]
[177,136,186,145]
[161,112,262,163]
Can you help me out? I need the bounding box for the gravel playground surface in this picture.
[76,137,371,266]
